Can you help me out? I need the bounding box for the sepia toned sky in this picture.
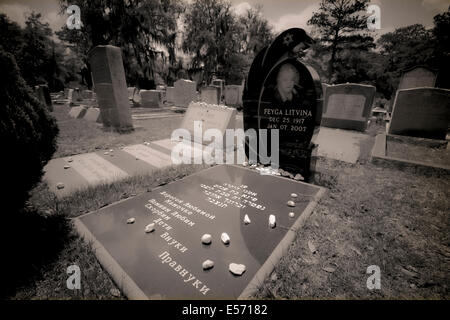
[0,0,448,35]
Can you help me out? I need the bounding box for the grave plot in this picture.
[74,164,326,299]
[371,133,450,174]
[43,102,237,197]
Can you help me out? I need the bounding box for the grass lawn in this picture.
[3,106,449,299]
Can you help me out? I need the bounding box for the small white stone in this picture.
[109,149,113,152]
[244,214,251,225]
[145,223,155,233]
[110,288,121,297]
[291,193,298,198]
[202,259,214,270]
[104,152,109,155]
[289,212,295,218]
[221,232,230,245]
[67,158,73,162]
[287,200,296,207]
[242,161,248,167]
[56,182,65,190]
[269,215,276,228]
[294,174,304,181]
[201,234,212,244]
[229,263,246,276]
[127,217,135,224]
[64,165,71,169]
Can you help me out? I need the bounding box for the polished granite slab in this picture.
[75,164,326,299]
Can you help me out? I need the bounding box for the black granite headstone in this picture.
[243,28,322,180]
[75,165,325,299]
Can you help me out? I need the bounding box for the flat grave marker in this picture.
[179,102,236,149]
[75,164,326,299]
[84,107,101,122]
[68,106,87,119]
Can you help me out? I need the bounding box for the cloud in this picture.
[269,4,319,34]
[0,3,32,27]
[422,0,449,12]
[232,2,253,16]
[0,2,65,32]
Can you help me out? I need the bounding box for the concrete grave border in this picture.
[371,133,450,175]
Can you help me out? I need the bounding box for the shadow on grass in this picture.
[0,207,70,299]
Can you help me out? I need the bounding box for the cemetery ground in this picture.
[3,108,448,299]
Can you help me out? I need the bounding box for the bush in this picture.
[0,48,59,213]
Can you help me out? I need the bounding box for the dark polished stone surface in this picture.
[243,28,322,177]
[78,165,323,298]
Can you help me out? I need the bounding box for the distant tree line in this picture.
[0,0,448,98]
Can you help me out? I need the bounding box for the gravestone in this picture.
[179,102,236,149]
[74,164,325,299]
[68,106,87,119]
[34,85,53,111]
[140,90,163,108]
[73,88,83,102]
[166,87,175,103]
[224,85,243,106]
[243,28,322,180]
[67,88,74,105]
[388,87,450,140]
[174,79,197,107]
[127,87,136,101]
[398,66,437,90]
[89,45,133,131]
[84,107,101,122]
[82,90,95,99]
[200,86,220,105]
[321,83,375,132]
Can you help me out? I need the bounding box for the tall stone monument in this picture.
[243,28,322,180]
[89,45,133,132]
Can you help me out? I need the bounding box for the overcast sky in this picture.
[0,0,448,36]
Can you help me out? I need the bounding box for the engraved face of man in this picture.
[276,64,299,97]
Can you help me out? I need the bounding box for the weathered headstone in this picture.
[67,88,74,105]
[73,88,83,102]
[200,86,220,105]
[243,28,322,179]
[127,87,136,100]
[398,66,437,90]
[166,87,175,103]
[224,85,243,106]
[174,79,197,107]
[89,45,133,131]
[34,85,53,111]
[68,106,87,119]
[74,164,325,299]
[82,90,95,99]
[388,87,450,140]
[179,102,236,149]
[84,107,101,122]
[140,90,163,108]
[321,83,375,132]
